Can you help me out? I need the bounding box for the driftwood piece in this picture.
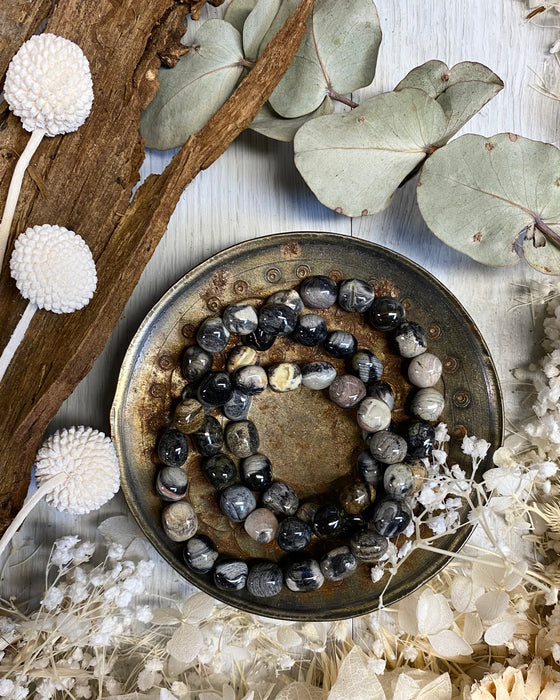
[0,0,314,534]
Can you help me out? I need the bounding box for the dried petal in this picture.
[181,592,217,624]
[483,620,516,646]
[427,629,473,658]
[166,623,204,664]
[416,589,453,635]
[475,590,510,622]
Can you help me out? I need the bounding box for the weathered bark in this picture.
[0,0,314,534]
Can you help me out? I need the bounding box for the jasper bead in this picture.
[244,507,279,543]
[262,482,299,516]
[173,398,205,434]
[299,275,337,309]
[323,330,357,359]
[285,559,324,592]
[329,375,366,408]
[395,321,428,358]
[368,297,405,331]
[183,535,218,573]
[302,361,337,390]
[192,416,224,456]
[351,349,383,383]
[227,345,259,373]
[247,561,283,597]
[201,453,237,490]
[320,546,357,581]
[267,288,305,313]
[196,317,230,353]
[222,303,258,335]
[357,450,384,487]
[243,327,276,351]
[197,371,233,407]
[357,397,392,432]
[181,345,212,382]
[158,428,189,467]
[339,481,370,514]
[268,362,302,392]
[225,419,259,458]
[258,303,298,335]
[241,453,273,492]
[350,530,389,561]
[370,497,413,537]
[408,353,442,388]
[367,380,395,410]
[234,365,268,395]
[312,504,348,538]
[404,420,436,458]
[368,430,407,464]
[383,463,415,499]
[220,484,257,521]
[223,389,252,421]
[156,466,188,501]
[292,313,328,347]
[296,501,320,523]
[162,501,198,542]
[338,278,375,313]
[214,559,248,590]
[411,388,445,421]
[277,517,312,552]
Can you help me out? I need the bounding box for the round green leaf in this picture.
[250,98,334,142]
[294,88,449,216]
[243,0,283,61]
[417,133,560,271]
[224,0,257,32]
[140,20,244,150]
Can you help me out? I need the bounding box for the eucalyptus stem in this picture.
[534,218,560,248]
[328,89,359,108]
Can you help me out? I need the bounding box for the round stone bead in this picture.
[222,303,258,335]
[201,453,237,490]
[243,327,276,351]
[156,466,188,501]
[223,389,252,421]
[247,561,283,597]
[299,275,338,309]
[339,481,370,514]
[173,398,205,434]
[404,420,436,458]
[368,430,407,464]
[227,345,259,373]
[323,330,357,359]
[301,361,337,390]
[267,288,304,313]
[408,459,428,492]
[350,530,389,562]
[408,352,442,388]
[357,397,392,432]
[268,362,302,392]
[196,317,230,353]
[262,482,299,516]
[329,375,366,408]
[368,297,405,331]
[220,484,257,521]
[225,419,259,458]
[285,559,324,592]
[320,545,357,581]
[367,380,395,410]
[258,303,298,335]
[383,463,415,499]
[181,345,212,382]
[234,365,268,395]
[411,388,445,421]
[351,350,383,384]
[277,516,312,552]
[162,501,198,542]
[158,428,189,467]
[338,279,375,313]
[296,501,320,523]
[214,559,249,590]
[292,313,328,347]
[197,371,233,407]
[183,535,218,573]
[241,453,273,492]
[370,498,413,538]
[395,321,428,358]
[357,450,383,487]
[312,504,348,538]
[244,507,279,543]
[192,416,224,456]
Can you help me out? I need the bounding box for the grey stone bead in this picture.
[296,501,320,523]
[181,345,212,382]
[201,453,237,490]
[158,428,189,467]
[323,330,357,359]
[247,561,283,597]
[162,501,198,542]
[244,507,279,543]
[234,365,268,395]
[213,559,249,590]
[350,530,389,562]
[370,498,413,537]
[197,371,233,408]
[299,275,337,309]
[395,321,428,358]
[357,450,383,487]
[383,463,415,499]
[351,350,383,384]
[196,317,230,353]
[301,361,337,390]
[276,516,312,552]
[262,482,299,516]
[223,389,252,421]
[408,352,442,388]
[183,535,218,573]
[339,481,370,514]
[292,313,328,347]
[220,484,257,521]
[284,559,324,592]
[411,388,445,421]
[227,345,260,373]
[241,453,273,492]
[267,289,305,313]
[329,374,366,408]
[338,279,375,313]
[320,545,357,581]
[368,431,408,464]
[156,466,188,501]
[225,419,259,458]
[356,397,392,432]
[222,303,258,335]
[258,303,298,335]
[367,380,395,410]
[267,362,302,392]
[192,416,224,456]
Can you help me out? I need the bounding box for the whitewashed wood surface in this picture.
[2,0,559,605]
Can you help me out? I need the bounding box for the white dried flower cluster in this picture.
[4,34,93,136]
[10,225,97,314]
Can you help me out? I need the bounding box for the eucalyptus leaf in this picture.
[140,20,244,150]
[243,0,283,61]
[294,88,449,216]
[224,0,257,33]
[267,0,381,118]
[416,133,560,273]
[250,98,334,142]
[396,60,503,144]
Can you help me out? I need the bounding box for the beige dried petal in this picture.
[326,647,386,700]
[276,682,327,700]
[276,625,303,648]
[416,590,453,635]
[166,623,203,664]
[416,674,454,700]
[450,575,476,613]
[427,629,473,658]
[151,607,182,626]
[463,612,483,645]
[397,594,419,635]
[483,620,516,646]
[475,590,510,622]
[181,592,216,624]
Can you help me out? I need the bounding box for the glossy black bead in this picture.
[213,559,249,590]
[192,415,224,456]
[262,482,299,516]
[222,388,252,421]
[350,349,383,383]
[247,561,283,597]
[367,380,395,410]
[182,535,218,573]
[196,317,230,353]
[403,420,436,458]
[158,428,189,467]
[338,279,375,313]
[323,330,357,359]
[312,504,349,538]
[201,453,237,490]
[276,516,312,552]
[243,327,276,351]
[181,345,212,382]
[197,371,233,407]
[284,559,324,592]
[291,313,328,347]
[241,453,273,492]
[258,303,298,335]
[225,419,259,458]
[357,450,384,486]
[368,297,406,331]
[320,545,357,581]
[299,275,338,309]
[370,497,412,537]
